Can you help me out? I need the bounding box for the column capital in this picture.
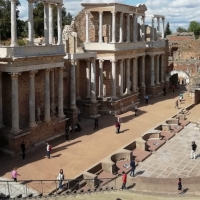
[99,59,104,63]
[29,70,38,77]
[10,73,21,80]
[85,11,90,15]
[111,11,117,15]
[11,0,17,2]
[150,54,155,58]
[42,1,49,6]
[110,59,117,63]
[45,68,51,73]
[57,3,63,7]
[58,66,65,70]
[70,59,76,65]
[98,11,103,14]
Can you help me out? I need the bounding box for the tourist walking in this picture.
[57,169,65,190]
[190,141,197,159]
[12,168,20,182]
[172,85,175,93]
[163,87,166,96]
[77,109,81,121]
[130,159,136,177]
[94,116,98,130]
[175,100,179,109]
[46,143,52,159]
[121,171,127,190]
[177,178,183,194]
[115,121,120,133]
[117,116,122,132]
[21,141,26,160]
[145,95,149,104]
[134,105,138,116]
[179,93,183,103]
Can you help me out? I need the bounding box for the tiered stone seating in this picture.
[146,139,166,151]
[160,131,175,141]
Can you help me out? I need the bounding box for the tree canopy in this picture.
[176,27,188,33]
[164,22,172,37]
[188,21,200,36]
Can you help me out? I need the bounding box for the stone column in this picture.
[161,54,165,82]
[162,18,165,39]
[86,60,91,98]
[10,0,18,47]
[0,72,3,128]
[142,16,145,41]
[126,58,130,94]
[49,4,54,44]
[126,14,130,42]
[99,60,104,98]
[43,2,49,45]
[91,58,97,103]
[10,73,21,133]
[57,3,62,45]
[28,0,34,45]
[156,55,160,84]
[98,11,103,43]
[133,57,138,93]
[133,14,138,42]
[157,17,160,41]
[76,60,81,100]
[151,17,154,41]
[44,69,51,122]
[50,69,55,109]
[111,11,116,43]
[111,60,117,99]
[119,12,123,43]
[85,11,90,43]
[141,56,145,87]
[58,67,64,118]
[139,17,143,41]
[29,71,37,127]
[70,60,77,109]
[150,55,155,86]
[119,59,124,96]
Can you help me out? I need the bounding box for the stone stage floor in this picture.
[135,123,200,178]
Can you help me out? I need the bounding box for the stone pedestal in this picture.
[146,86,156,97]
[139,86,146,97]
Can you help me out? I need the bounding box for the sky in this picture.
[18,0,200,32]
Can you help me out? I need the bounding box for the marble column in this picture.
[119,59,124,96]
[150,55,155,86]
[126,58,130,94]
[43,2,49,45]
[86,60,91,98]
[119,12,123,43]
[29,71,37,127]
[157,17,160,41]
[133,57,138,93]
[139,17,143,41]
[70,60,77,109]
[98,11,103,43]
[49,4,54,44]
[57,3,62,45]
[10,73,21,133]
[10,0,18,47]
[76,61,81,100]
[156,55,160,84]
[111,11,116,43]
[28,0,34,45]
[58,67,64,118]
[162,18,165,39]
[133,14,138,42]
[0,72,3,128]
[142,16,145,41]
[99,60,104,98]
[161,54,165,82]
[85,11,90,43]
[126,14,130,42]
[151,17,154,41]
[141,56,145,87]
[50,69,55,109]
[111,60,117,98]
[44,69,51,122]
[91,58,97,103]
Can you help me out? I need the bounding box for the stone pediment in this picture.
[42,0,63,4]
[136,3,147,11]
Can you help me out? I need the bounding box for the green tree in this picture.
[188,21,200,36]
[176,27,188,33]
[164,22,172,37]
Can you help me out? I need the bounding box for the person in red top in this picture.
[172,85,175,93]
[115,121,120,134]
[121,171,127,190]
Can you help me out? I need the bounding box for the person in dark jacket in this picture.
[190,141,197,159]
[21,141,26,160]
[163,87,166,96]
[177,178,183,194]
[130,159,136,177]
[115,121,120,133]
[94,116,99,130]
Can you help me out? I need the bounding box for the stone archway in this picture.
[166,70,190,85]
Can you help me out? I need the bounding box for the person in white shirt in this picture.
[117,116,122,132]
[46,143,51,159]
[57,169,65,190]
[134,105,138,116]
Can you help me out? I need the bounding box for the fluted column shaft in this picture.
[28,0,34,45]
[70,60,77,109]
[111,11,116,43]
[11,73,21,133]
[161,54,165,82]
[91,58,97,102]
[49,4,53,44]
[111,60,117,98]
[133,57,138,93]
[133,15,138,42]
[29,71,37,127]
[43,2,49,45]
[85,12,90,43]
[156,55,160,84]
[50,70,55,108]
[126,59,130,94]
[119,60,124,96]
[150,55,155,86]
[99,60,104,98]
[162,18,165,39]
[99,11,103,43]
[119,13,123,43]
[57,4,62,45]
[44,69,51,122]
[126,14,130,42]
[86,60,91,98]
[10,0,18,47]
[157,17,160,41]
[76,61,81,100]
[141,56,145,87]
[151,18,154,41]
[58,67,64,117]
[0,72,3,127]
[142,16,145,41]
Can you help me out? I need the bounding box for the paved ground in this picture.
[0,86,198,182]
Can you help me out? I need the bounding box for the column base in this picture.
[86,95,91,99]
[111,96,118,100]
[29,122,37,128]
[10,43,19,47]
[70,105,77,110]
[44,118,51,123]
[27,41,35,46]
[139,86,146,97]
[91,99,98,103]
[58,113,65,119]
[10,128,21,134]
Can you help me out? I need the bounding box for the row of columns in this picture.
[151,17,165,41]
[11,0,63,47]
[6,68,64,133]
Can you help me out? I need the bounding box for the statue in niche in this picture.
[36,106,41,122]
[50,103,55,117]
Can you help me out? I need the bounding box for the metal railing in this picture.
[0,178,118,198]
